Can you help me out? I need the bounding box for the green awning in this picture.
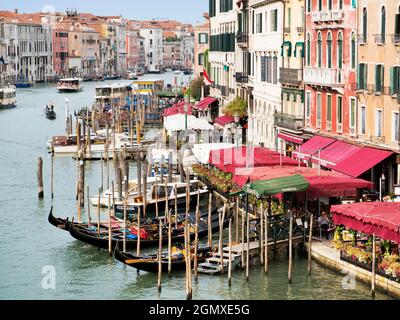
[294,42,304,58]
[280,41,292,57]
[243,174,309,197]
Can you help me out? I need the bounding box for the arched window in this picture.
[337,32,343,69]
[362,8,368,41]
[317,32,322,68]
[350,32,356,69]
[327,32,332,68]
[381,6,386,43]
[306,33,311,66]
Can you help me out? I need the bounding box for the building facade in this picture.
[52,26,69,78]
[209,0,237,110]
[194,21,209,77]
[275,0,306,156]
[140,25,163,73]
[126,27,145,73]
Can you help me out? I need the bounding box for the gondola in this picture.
[114,244,215,273]
[48,207,71,230]
[44,104,56,120]
[68,208,229,250]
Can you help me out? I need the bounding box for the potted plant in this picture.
[223,97,248,120]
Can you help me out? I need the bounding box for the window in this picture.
[256,13,263,33]
[150,39,153,46]
[306,34,311,66]
[375,64,384,93]
[358,63,368,90]
[350,98,356,129]
[318,0,322,11]
[209,0,216,17]
[261,56,266,82]
[327,95,332,124]
[317,32,322,68]
[337,32,343,69]
[390,66,400,96]
[271,9,278,32]
[339,0,343,10]
[376,109,382,137]
[327,33,332,68]
[198,53,204,66]
[273,56,278,84]
[307,0,311,13]
[337,96,343,125]
[287,8,291,31]
[252,10,255,34]
[361,106,366,135]
[351,33,356,69]
[199,33,208,44]
[328,0,332,10]
[393,112,399,142]
[306,92,311,119]
[395,9,400,36]
[362,8,368,38]
[317,93,322,124]
[381,6,386,43]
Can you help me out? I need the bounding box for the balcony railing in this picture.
[391,34,400,45]
[374,34,386,45]
[296,27,304,33]
[284,27,291,33]
[321,11,332,21]
[234,72,248,84]
[331,10,344,21]
[279,68,303,85]
[312,12,321,22]
[358,34,368,44]
[221,85,228,96]
[312,10,344,23]
[274,113,304,131]
[236,32,248,47]
[304,67,344,87]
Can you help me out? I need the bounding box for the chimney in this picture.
[14,9,18,14]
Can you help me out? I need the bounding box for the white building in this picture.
[0,20,18,83]
[209,0,237,110]
[140,25,163,73]
[247,0,283,150]
[180,30,194,70]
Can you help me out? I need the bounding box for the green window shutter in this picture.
[390,67,395,95]
[395,14,400,35]
[375,65,379,92]
[381,65,385,92]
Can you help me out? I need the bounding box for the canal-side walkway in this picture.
[310,240,400,298]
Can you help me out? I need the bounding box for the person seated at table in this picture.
[318,211,330,240]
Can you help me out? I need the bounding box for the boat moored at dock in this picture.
[0,85,17,109]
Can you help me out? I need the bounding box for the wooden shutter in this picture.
[395,14,400,35]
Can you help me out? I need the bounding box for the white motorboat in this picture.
[0,85,16,109]
[57,78,83,92]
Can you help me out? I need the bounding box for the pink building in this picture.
[126,26,145,72]
[194,20,209,77]
[304,0,357,138]
[52,25,69,77]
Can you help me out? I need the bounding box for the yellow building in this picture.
[357,0,400,189]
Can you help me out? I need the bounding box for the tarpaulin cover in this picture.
[163,102,194,117]
[194,96,217,111]
[233,166,373,198]
[293,136,335,161]
[164,114,214,133]
[243,174,309,197]
[311,140,361,169]
[277,132,304,145]
[208,146,299,174]
[331,202,400,243]
[214,115,235,127]
[333,147,393,177]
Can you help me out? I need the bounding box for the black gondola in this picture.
[48,207,71,230]
[114,244,214,273]
[68,208,229,250]
[44,103,56,120]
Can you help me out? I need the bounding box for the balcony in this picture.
[279,68,303,85]
[236,32,248,48]
[374,34,386,45]
[274,113,304,131]
[358,34,368,44]
[221,85,228,97]
[312,12,321,22]
[304,67,344,88]
[391,34,400,45]
[320,11,332,22]
[331,10,344,21]
[234,72,248,84]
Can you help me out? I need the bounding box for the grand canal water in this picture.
[0,72,392,300]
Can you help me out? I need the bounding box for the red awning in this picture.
[311,140,361,169]
[278,132,304,145]
[233,166,373,197]
[333,147,393,177]
[293,136,335,161]
[194,96,217,111]
[214,115,234,127]
[209,146,299,174]
[163,103,193,117]
[331,202,400,243]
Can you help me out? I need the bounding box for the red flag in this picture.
[203,68,213,86]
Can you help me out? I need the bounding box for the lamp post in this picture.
[379,172,386,201]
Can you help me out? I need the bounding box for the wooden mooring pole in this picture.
[207,192,212,247]
[260,203,264,266]
[157,218,162,293]
[228,218,232,287]
[108,194,112,255]
[371,233,376,297]
[288,217,293,284]
[264,208,268,274]
[246,199,250,282]
[308,214,313,275]
[168,209,172,277]
[97,187,101,237]
[51,153,54,199]
[219,203,226,274]
[37,157,44,198]
[137,207,141,256]
[194,201,199,283]
[87,185,91,226]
